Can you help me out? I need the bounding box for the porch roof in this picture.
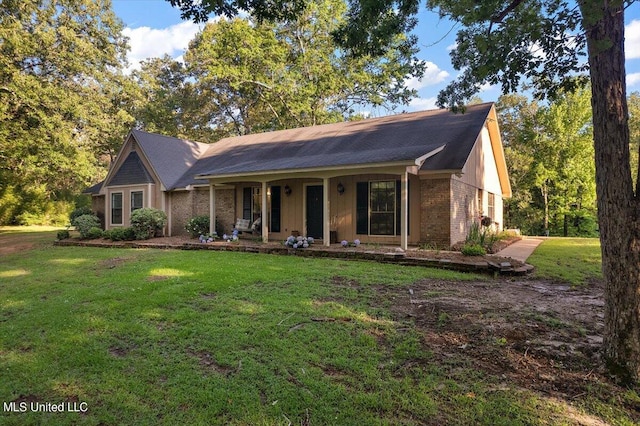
[174,103,493,188]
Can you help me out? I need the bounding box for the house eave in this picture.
[195,160,417,182]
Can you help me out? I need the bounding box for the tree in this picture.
[630,92,640,189]
[132,56,204,140]
[0,0,132,224]
[167,0,640,383]
[497,89,596,237]
[182,1,423,138]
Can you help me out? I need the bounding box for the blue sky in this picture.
[112,0,640,113]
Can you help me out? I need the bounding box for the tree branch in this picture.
[491,0,526,24]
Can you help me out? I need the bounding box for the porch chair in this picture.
[234,217,261,235]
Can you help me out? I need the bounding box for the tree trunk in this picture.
[581,1,640,383]
[542,184,549,235]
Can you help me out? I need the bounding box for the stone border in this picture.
[54,240,534,276]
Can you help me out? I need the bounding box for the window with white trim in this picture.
[111,193,123,225]
[131,191,143,213]
[487,192,495,221]
[369,181,396,235]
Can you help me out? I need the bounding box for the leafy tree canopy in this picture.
[0,0,134,224]
[497,87,597,237]
[139,0,424,140]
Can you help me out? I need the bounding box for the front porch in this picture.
[206,169,422,250]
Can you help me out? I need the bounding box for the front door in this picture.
[306,185,323,238]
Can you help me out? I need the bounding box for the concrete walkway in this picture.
[494,237,544,263]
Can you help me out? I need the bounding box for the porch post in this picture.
[323,177,330,247]
[209,184,216,234]
[261,181,268,242]
[400,171,408,250]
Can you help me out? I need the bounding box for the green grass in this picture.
[0,230,633,425]
[527,237,602,286]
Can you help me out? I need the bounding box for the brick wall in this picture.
[170,191,192,236]
[450,179,479,247]
[193,188,209,216]
[419,178,451,248]
[214,189,235,235]
[169,188,236,236]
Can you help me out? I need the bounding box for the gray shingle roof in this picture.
[108,151,154,186]
[83,181,103,195]
[131,129,210,189]
[94,104,493,192]
[183,103,493,184]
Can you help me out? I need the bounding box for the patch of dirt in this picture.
[10,394,40,404]
[390,278,606,385]
[200,292,217,300]
[146,275,169,282]
[98,257,129,269]
[189,350,236,376]
[108,345,129,358]
[0,241,36,256]
[333,276,639,421]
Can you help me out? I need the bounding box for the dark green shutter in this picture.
[356,182,368,235]
[270,186,281,233]
[242,187,252,220]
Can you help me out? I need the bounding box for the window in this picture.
[477,189,483,215]
[131,191,143,213]
[243,186,262,222]
[487,192,495,221]
[370,181,396,235]
[111,193,123,225]
[252,187,261,221]
[357,180,409,236]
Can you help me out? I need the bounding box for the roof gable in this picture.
[108,151,154,186]
[131,129,210,189]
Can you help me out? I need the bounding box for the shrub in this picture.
[185,215,210,238]
[86,227,103,239]
[72,214,101,239]
[69,206,94,224]
[461,243,486,256]
[104,227,136,241]
[57,230,70,240]
[130,208,167,240]
[284,235,314,248]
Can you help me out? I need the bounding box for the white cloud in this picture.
[123,21,203,72]
[446,42,457,51]
[627,72,640,87]
[626,20,640,60]
[405,61,450,90]
[409,97,438,111]
[478,82,497,92]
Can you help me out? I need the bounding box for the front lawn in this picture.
[1,231,636,425]
[527,237,602,285]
